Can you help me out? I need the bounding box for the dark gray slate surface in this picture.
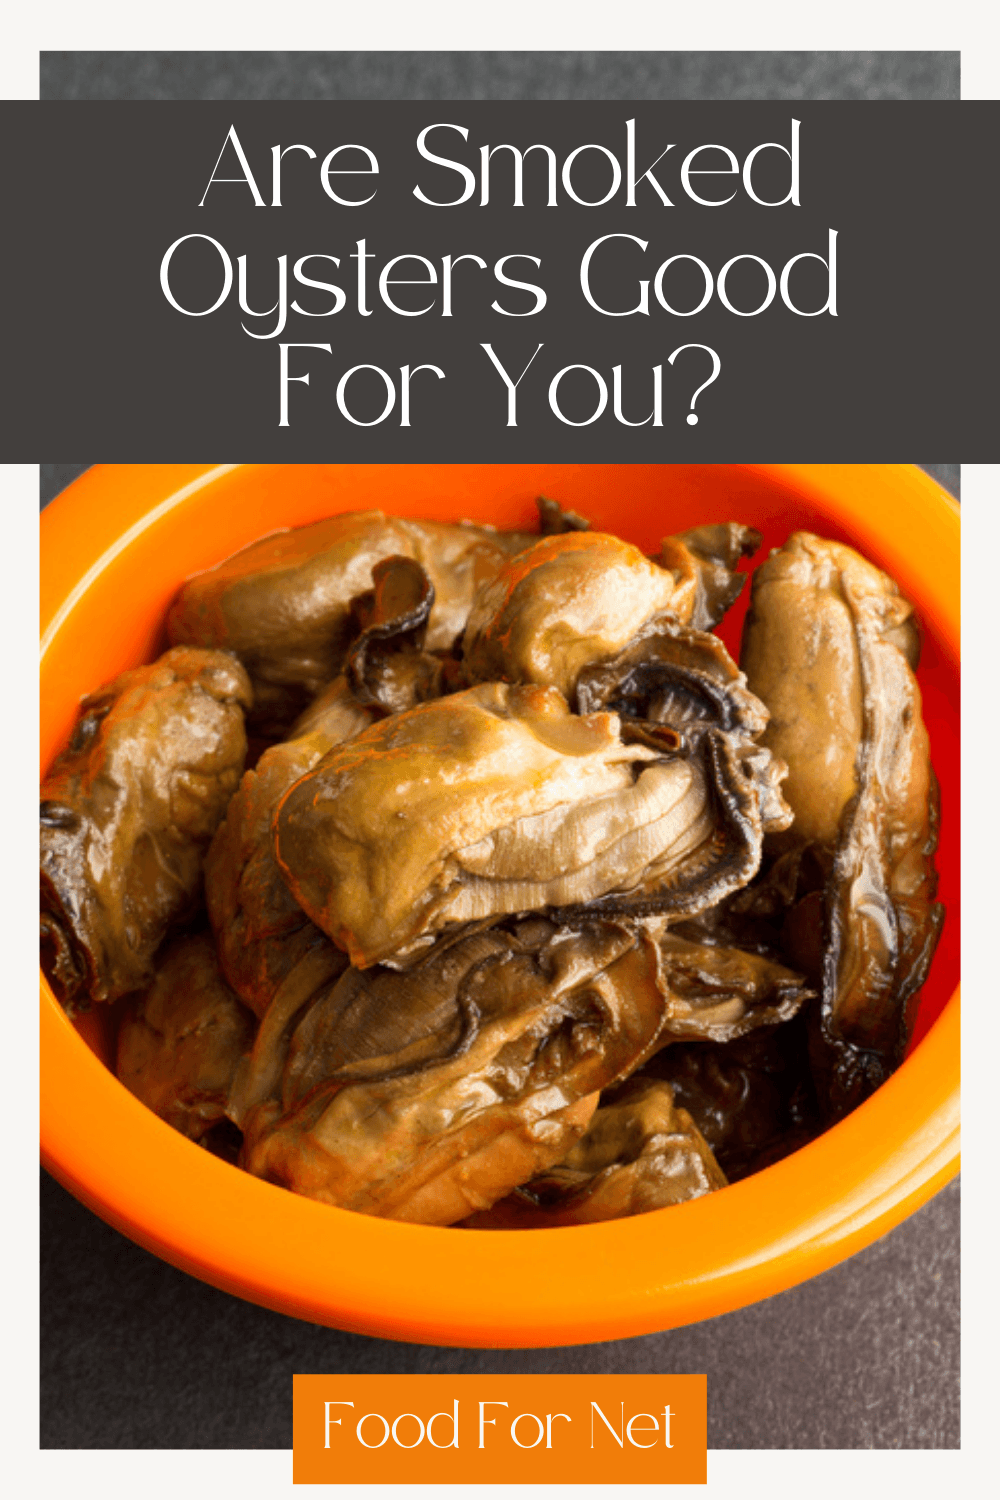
[39,464,962,510]
[39,1168,959,1450]
[40,51,959,102]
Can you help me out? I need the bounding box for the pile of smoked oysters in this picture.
[40,497,944,1228]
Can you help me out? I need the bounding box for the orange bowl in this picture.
[40,463,960,1347]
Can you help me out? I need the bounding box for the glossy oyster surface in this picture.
[461,1077,726,1227]
[463,524,762,702]
[664,523,763,632]
[644,926,812,1050]
[167,511,532,729]
[117,930,255,1142]
[741,532,916,847]
[42,495,949,1233]
[643,1019,819,1181]
[343,553,459,717]
[273,681,789,969]
[288,671,380,744]
[239,916,670,1224]
[741,532,944,1115]
[570,621,793,925]
[462,532,688,699]
[204,675,369,1018]
[40,648,252,1007]
[536,495,591,534]
[577,616,769,743]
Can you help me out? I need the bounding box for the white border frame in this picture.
[8,4,998,1490]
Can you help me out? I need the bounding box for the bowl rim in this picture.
[40,462,960,1347]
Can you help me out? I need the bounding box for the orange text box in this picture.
[293,1373,706,1484]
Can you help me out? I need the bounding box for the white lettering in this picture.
[590,1400,624,1448]
[680,143,739,206]
[510,1412,545,1449]
[625,119,675,206]
[391,1413,425,1449]
[441,253,487,316]
[356,1412,390,1449]
[350,238,375,316]
[479,1400,508,1448]
[492,255,546,316]
[198,125,265,207]
[480,343,543,425]
[336,365,396,426]
[549,365,608,426]
[399,363,445,426]
[238,253,287,338]
[270,142,316,206]
[320,144,379,206]
[613,364,662,426]
[654,255,714,316]
[378,254,437,316]
[743,118,800,206]
[414,124,476,205]
[324,1401,354,1448]
[291,255,346,316]
[626,1412,658,1448]
[278,342,331,426]
[480,143,558,206]
[780,229,838,316]
[160,234,232,316]
[562,143,622,206]
[546,1412,571,1449]
[580,234,649,316]
[427,1400,460,1449]
[716,254,777,316]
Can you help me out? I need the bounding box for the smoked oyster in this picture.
[40,648,252,1007]
[273,682,791,969]
[461,1077,727,1228]
[640,926,812,1052]
[227,886,812,1223]
[117,930,255,1143]
[462,532,687,699]
[643,1018,819,1182]
[463,524,761,701]
[343,553,459,716]
[741,532,944,1115]
[204,675,370,1019]
[664,523,763,632]
[239,917,673,1224]
[167,511,534,730]
[41,494,948,1231]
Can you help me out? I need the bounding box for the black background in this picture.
[11,100,994,458]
